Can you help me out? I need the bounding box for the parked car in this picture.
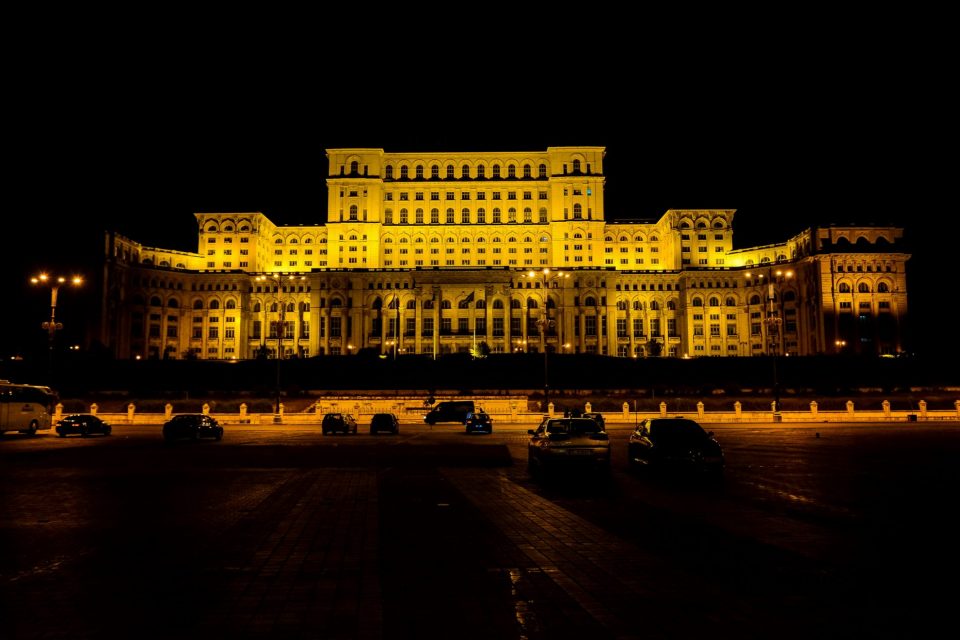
[465,410,493,434]
[627,417,724,477]
[322,412,358,434]
[56,414,112,438]
[370,412,400,434]
[424,400,474,425]
[583,412,606,430]
[163,414,223,442]
[527,417,610,475]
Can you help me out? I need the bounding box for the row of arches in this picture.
[837,281,893,293]
[678,218,728,230]
[202,220,256,233]
[382,233,550,244]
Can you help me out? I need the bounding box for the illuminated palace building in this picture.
[101,147,909,360]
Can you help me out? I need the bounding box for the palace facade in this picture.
[100,147,909,360]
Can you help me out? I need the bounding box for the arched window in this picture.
[270,302,278,313]
[527,298,538,309]
[150,296,162,307]
[858,283,870,293]
[838,283,851,293]
[538,163,547,178]
[511,299,521,309]
[415,165,424,179]
[783,291,796,302]
[446,208,455,224]
[667,300,677,310]
[225,299,237,309]
[330,298,343,308]
[431,165,440,179]
[539,208,548,223]
[385,165,394,179]
[878,282,890,293]
[476,299,485,309]
[446,165,454,178]
[423,299,434,309]
[441,300,452,309]
[507,165,516,178]
[349,205,358,221]
[350,160,359,174]
[708,296,720,307]
[168,298,179,308]
[749,294,761,305]
[493,299,504,309]
[523,207,532,222]
[649,300,660,310]
[492,164,501,178]
[697,221,707,229]
[508,207,517,222]
[725,297,736,306]
[477,165,486,178]
[572,159,582,173]
[458,298,471,309]
[286,302,295,313]
[461,165,471,179]
[407,300,417,309]
[384,209,393,224]
[253,302,261,312]
[573,203,582,219]
[584,296,596,306]
[400,166,409,179]
[523,164,532,178]
[633,301,643,310]
[692,297,704,307]
[209,300,221,310]
[617,300,627,311]
[300,302,310,312]
[462,208,470,224]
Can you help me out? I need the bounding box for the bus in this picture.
[0,380,58,436]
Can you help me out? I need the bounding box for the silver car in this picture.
[527,417,611,476]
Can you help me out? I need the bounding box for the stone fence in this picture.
[54,397,960,426]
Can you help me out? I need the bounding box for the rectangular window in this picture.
[616,318,627,337]
[710,324,720,336]
[330,316,342,338]
[585,316,597,336]
[458,318,469,334]
[208,327,219,339]
[422,317,434,336]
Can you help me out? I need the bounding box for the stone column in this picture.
[623,402,630,420]
[846,400,855,417]
[202,403,210,416]
[919,400,927,419]
[165,403,173,420]
[90,403,98,416]
[239,403,248,423]
[882,400,891,419]
[127,403,136,423]
[697,401,704,420]
[810,401,818,418]
[54,403,63,423]
[659,402,667,417]
[734,401,742,419]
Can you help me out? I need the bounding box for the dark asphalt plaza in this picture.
[2,421,959,639]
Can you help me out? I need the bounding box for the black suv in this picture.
[465,410,493,434]
[322,413,358,435]
[370,412,400,434]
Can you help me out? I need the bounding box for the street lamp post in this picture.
[745,267,793,421]
[523,269,568,412]
[255,274,304,418]
[31,273,82,383]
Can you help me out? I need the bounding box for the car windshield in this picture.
[650,420,707,446]
[372,414,393,424]
[545,419,600,436]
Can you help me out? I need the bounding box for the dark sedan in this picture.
[627,417,724,477]
[322,413,358,435]
[163,414,223,442]
[56,414,112,437]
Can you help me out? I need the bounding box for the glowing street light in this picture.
[255,273,305,418]
[522,268,569,412]
[745,267,794,421]
[31,273,82,382]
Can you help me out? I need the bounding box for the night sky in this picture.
[2,50,948,361]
